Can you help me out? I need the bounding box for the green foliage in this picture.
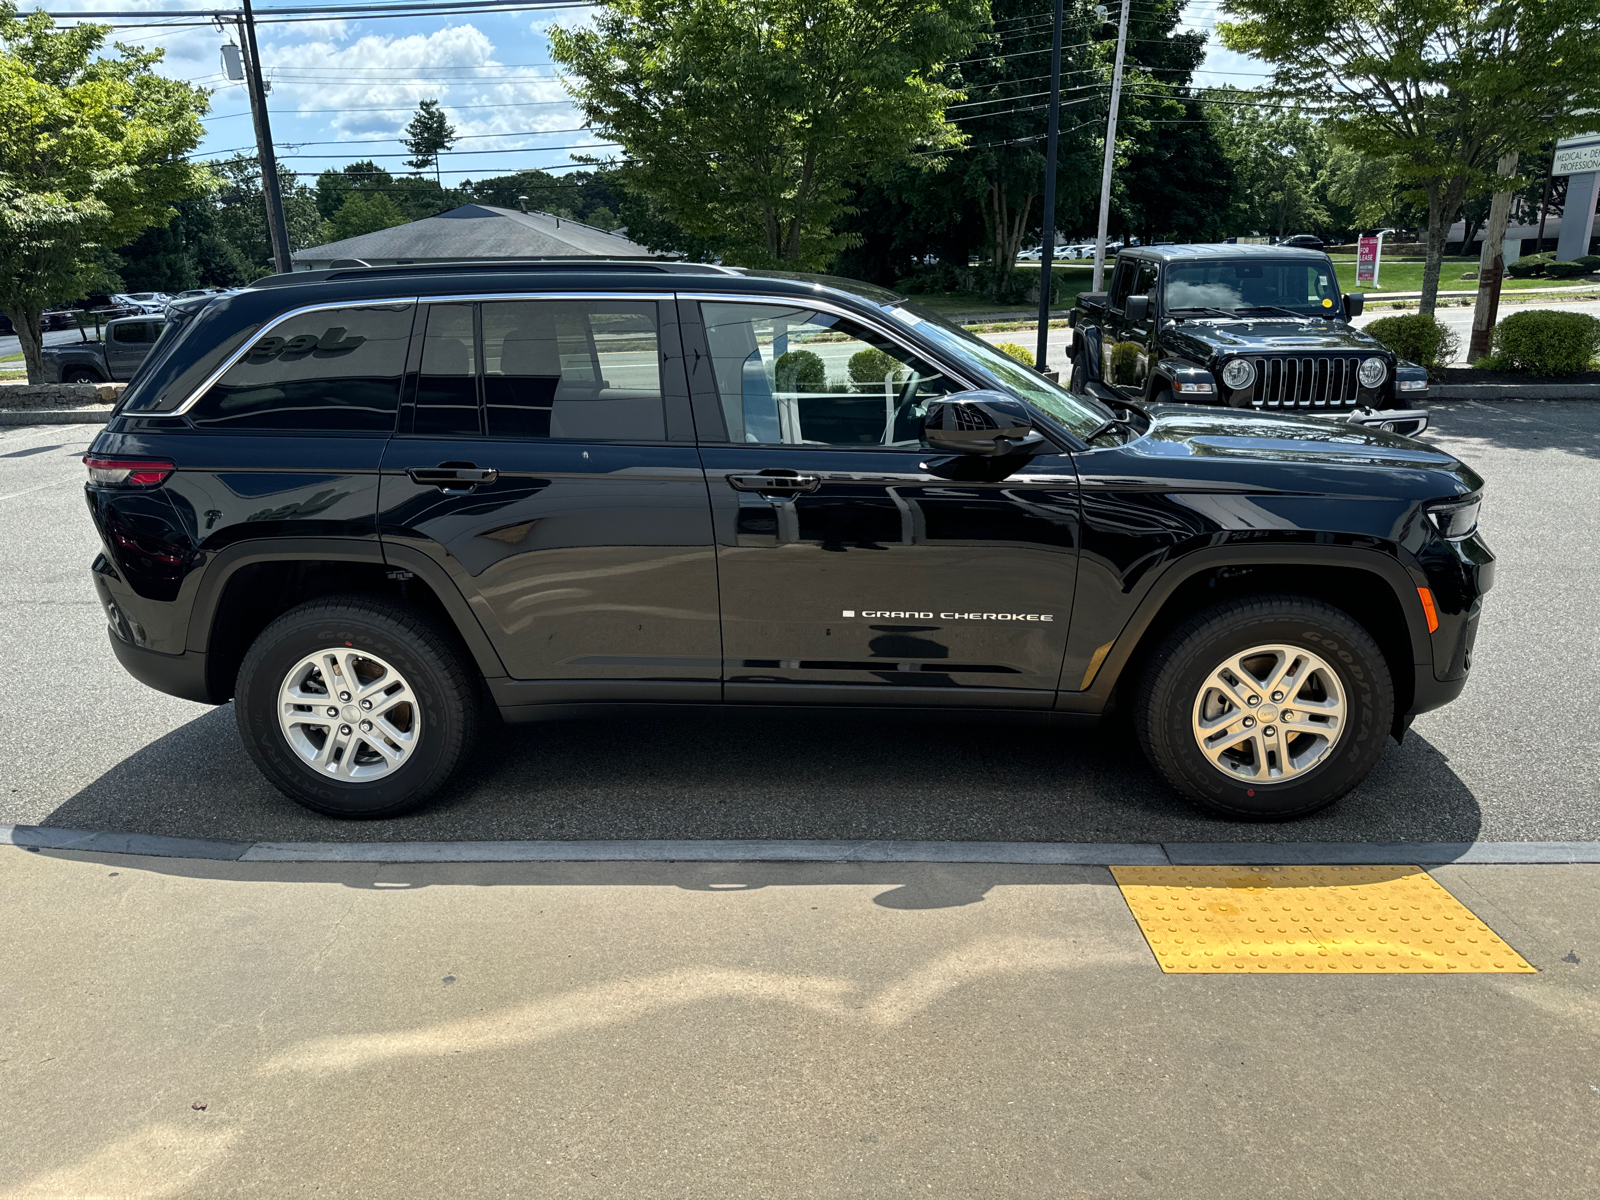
[462,169,623,230]
[402,99,458,183]
[775,349,827,392]
[324,191,409,243]
[995,341,1035,366]
[894,263,975,294]
[1219,0,1600,313]
[549,0,986,268]
[1545,259,1590,278]
[1362,313,1459,379]
[0,4,212,379]
[1579,255,1600,271]
[1506,251,1554,278]
[210,155,322,274]
[1209,93,1330,237]
[1479,309,1600,376]
[1110,340,1142,384]
[848,347,904,389]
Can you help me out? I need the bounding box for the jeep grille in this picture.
[1246,355,1364,409]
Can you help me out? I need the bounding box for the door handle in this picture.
[725,472,819,494]
[408,465,498,490]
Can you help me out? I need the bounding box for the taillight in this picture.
[83,456,175,487]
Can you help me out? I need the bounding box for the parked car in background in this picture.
[113,293,169,315]
[38,314,166,383]
[1280,234,1326,251]
[1070,243,1429,435]
[40,307,81,331]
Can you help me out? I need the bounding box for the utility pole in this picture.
[1468,152,1520,363]
[238,0,292,274]
[1091,0,1130,293]
[1034,0,1065,373]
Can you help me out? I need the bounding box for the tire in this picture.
[1135,594,1394,820]
[63,367,103,384]
[234,596,478,818]
[1150,387,1175,406]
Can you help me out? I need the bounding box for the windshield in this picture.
[890,301,1110,440]
[1165,259,1342,318]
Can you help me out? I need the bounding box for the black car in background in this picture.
[1070,244,1429,436]
[1279,234,1326,250]
[84,262,1490,822]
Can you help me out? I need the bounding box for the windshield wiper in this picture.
[1169,306,1244,320]
[1239,305,1318,320]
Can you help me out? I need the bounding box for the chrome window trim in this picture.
[676,291,983,394]
[168,296,420,416]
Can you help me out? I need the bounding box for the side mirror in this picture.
[1124,294,1151,323]
[1343,292,1364,317]
[923,391,1047,457]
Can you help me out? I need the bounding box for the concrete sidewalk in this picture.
[2,847,1596,1198]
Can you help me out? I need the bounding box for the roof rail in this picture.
[252,259,741,288]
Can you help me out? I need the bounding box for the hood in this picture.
[1164,317,1387,357]
[1129,404,1481,496]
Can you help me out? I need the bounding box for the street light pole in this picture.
[1091,0,1130,293]
[1034,0,1065,371]
[238,0,292,274]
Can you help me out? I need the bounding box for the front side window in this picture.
[1165,259,1342,317]
[190,302,413,432]
[699,302,961,447]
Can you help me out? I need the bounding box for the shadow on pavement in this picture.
[39,704,1483,851]
[1429,397,1600,461]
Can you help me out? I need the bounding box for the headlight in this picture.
[1358,356,1388,388]
[1221,358,1255,389]
[1428,496,1481,540]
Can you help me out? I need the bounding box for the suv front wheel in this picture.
[234,596,478,818]
[1135,595,1394,819]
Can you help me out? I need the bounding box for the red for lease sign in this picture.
[1357,235,1382,287]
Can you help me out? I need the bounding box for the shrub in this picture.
[1506,251,1554,278]
[774,349,826,392]
[1578,255,1600,272]
[1362,313,1459,379]
[894,264,973,295]
[1546,259,1589,278]
[1480,309,1600,376]
[848,347,904,391]
[995,341,1035,366]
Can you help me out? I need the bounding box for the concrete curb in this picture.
[1430,384,1600,400]
[0,409,111,427]
[5,824,1599,866]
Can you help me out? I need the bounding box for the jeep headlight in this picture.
[1358,356,1388,388]
[1221,358,1255,389]
[1428,496,1481,540]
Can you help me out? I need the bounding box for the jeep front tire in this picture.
[1135,594,1394,820]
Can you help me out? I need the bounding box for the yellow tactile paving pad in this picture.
[1111,865,1536,974]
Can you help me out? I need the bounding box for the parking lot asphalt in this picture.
[2,400,1596,847]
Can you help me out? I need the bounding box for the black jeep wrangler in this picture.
[1071,244,1430,436]
[85,261,1490,821]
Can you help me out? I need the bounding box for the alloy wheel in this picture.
[277,648,421,781]
[1190,643,1346,783]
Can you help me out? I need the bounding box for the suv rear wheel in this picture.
[234,596,478,818]
[1135,595,1393,820]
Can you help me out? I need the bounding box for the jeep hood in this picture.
[1164,317,1385,355]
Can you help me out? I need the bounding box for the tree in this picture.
[1209,93,1330,238]
[549,0,986,269]
[323,190,409,243]
[1220,0,1600,313]
[402,99,458,187]
[0,6,210,380]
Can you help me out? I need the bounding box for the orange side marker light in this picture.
[1418,587,1439,633]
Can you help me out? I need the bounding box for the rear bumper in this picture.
[107,629,216,706]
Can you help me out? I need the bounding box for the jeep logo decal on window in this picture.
[247,327,366,360]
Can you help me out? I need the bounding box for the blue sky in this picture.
[55,1,1268,190]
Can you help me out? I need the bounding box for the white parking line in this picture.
[0,478,70,504]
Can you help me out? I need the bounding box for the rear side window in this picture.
[189,302,413,432]
[111,320,162,344]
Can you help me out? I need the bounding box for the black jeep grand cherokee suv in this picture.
[85,261,1491,821]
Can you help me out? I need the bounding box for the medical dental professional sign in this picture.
[1357,233,1383,287]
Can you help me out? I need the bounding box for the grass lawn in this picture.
[1326,255,1586,294]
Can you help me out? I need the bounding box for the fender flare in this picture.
[1056,543,1434,714]
[185,536,508,681]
